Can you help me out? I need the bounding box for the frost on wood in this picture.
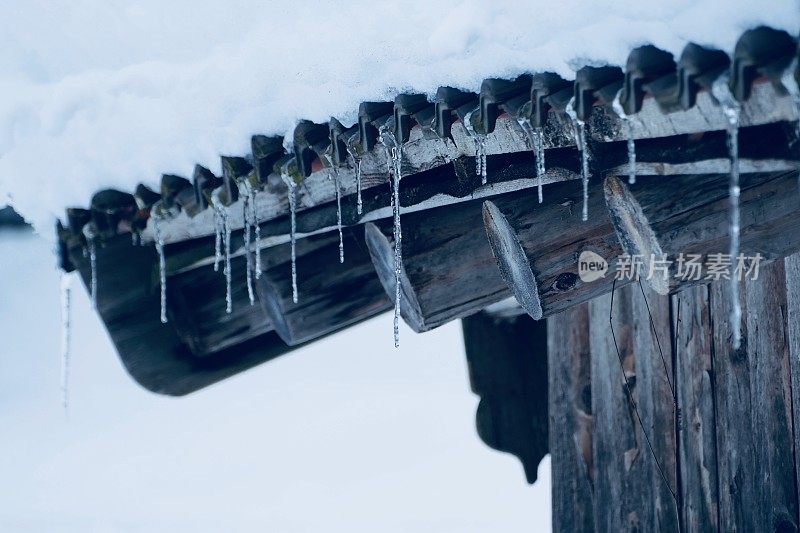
[712,75,742,350]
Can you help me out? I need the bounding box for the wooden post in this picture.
[547,303,594,532]
[364,196,510,332]
[461,310,548,484]
[257,228,392,346]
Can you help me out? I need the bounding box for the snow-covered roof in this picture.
[1,0,798,233]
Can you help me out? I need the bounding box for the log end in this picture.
[603,175,669,295]
[255,274,298,346]
[482,200,544,320]
[364,222,428,332]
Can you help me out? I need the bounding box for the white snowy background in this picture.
[0,226,550,532]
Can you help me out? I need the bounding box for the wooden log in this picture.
[588,283,679,531]
[605,170,800,294]
[257,228,392,346]
[364,197,512,332]
[461,310,548,484]
[673,284,718,531]
[547,303,595,532]
[484,170,800,322]
[168,253,273,356]
[785,253,800,525]
[711,261,799,531]
[68,233,295,396]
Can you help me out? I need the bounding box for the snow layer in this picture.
[0,0,797,233]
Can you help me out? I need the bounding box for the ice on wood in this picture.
[612,90,637,185]
[463,111,488,185]
[516,117,546,203]
[712,75,743,350]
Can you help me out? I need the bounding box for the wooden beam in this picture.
[364,195,513,332]
[257,228,391,346]
[484,170,800,321]
[461,310,548,484]
[68,233,295,396]
[605,170,800,295]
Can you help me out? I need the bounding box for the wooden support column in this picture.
[257,228,392,346]
[547,303,594,532]
[711,261,798,531]
[365,196,511,332]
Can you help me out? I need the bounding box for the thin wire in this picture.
[609,278,681,529]
[637,279,680,418]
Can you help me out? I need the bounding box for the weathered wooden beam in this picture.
[67,233,295,396]
[547,303,595,532]
[364,196,513,332]
[256,228,391,346]
[605,170,800,294]
[461,310,548,484]
[484,169,800,321]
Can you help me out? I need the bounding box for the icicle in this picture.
[346,144,364,215]
[781,61,800,139]
[87,230,98,309]
[131,231,138,246]
[223,205,232,314]
[565,97,590,221]
[243,197,255,306]
[464,111,488,185]
[612,91,637,185]
[281,172,299,304]
[516,116,546,203]
[379,127,403,348]
[712,76,742,350]
[250,188,262,279]
[59,271,72,412]
[333,167,344,263]
[152,214,168,324]
[213,206,223,272]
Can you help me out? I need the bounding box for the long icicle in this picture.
[712,75,742,350]
[223,203,232,314]
[243,196,255,305]
[346,144,364,216]
[379,126,403,348]
[565,97,590,221]
[213,206,223,272]
[334,166,344,263]
[250,188,262,278]
[612,90,637,185]
[516,116,546,202]
[153,214,168,324]
[85,226,98,309]
[281,172,298,304]
[59,271,72,412]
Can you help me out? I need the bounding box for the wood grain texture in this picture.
[547,303,595,532]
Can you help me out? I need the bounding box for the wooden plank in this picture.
[712,260,799,531]
[786,253,800,527]
[547,303,594,532]
[744,261,797,530]
[674,283,718,531]
[461,311,548,484]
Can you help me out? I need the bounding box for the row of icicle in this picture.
[63,67,800,407]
